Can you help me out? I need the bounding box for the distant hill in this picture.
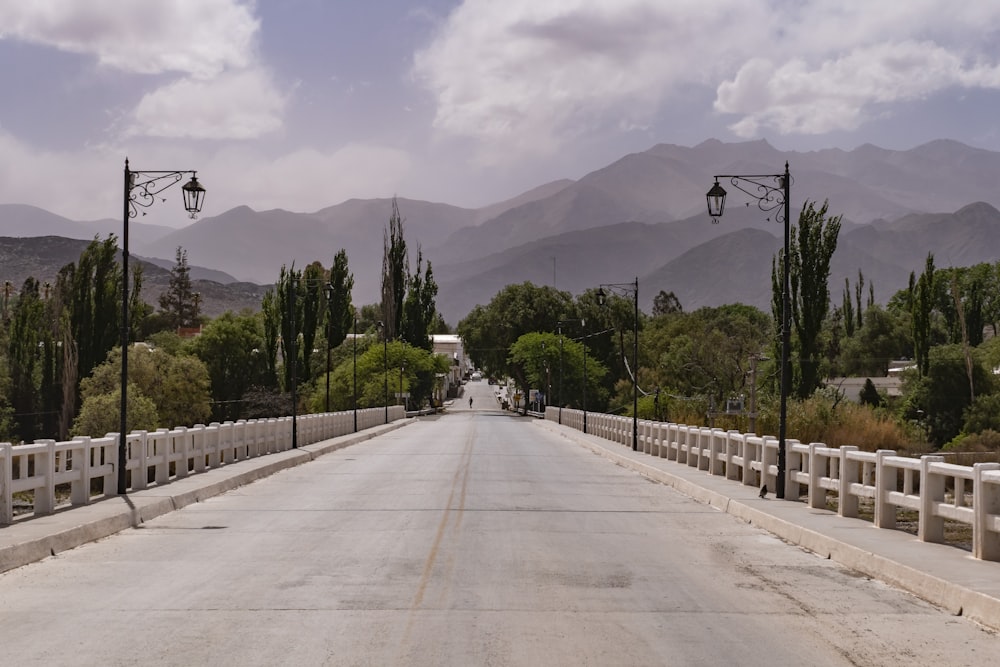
[0,236,262,317]
[7,139,1000,324]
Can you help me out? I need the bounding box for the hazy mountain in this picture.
[0,236,261,317]
[0,204,174,246]
[8,139,1000,325]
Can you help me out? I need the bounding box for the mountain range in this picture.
[3,139,1000,324]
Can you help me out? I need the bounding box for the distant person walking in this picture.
[469,397,474,409]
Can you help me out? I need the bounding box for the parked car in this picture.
[471,371,482,381]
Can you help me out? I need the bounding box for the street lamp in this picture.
[556,319,583,425]
[706,162,791,499]
[324,282,334,413]
[119,159,204,494]
[353,312,358,432]
[289,278,298,449]
[597,278,639,451]
[399,362,406,411]
[376,321,388,422]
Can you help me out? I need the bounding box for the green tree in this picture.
[76,345,212,431]
[910,254,935,376]
[380,197,408,340]
[327,249,355,350]
[457,282,574,410]
[401,249,438,351]
[189,311,265,421]
[509,331,607,411]
[157,246,200,330]
[56,236,127,414]
[788,200,841,398]
[72,385,159,437]
[905,344,995,446]
[7,278,46,441]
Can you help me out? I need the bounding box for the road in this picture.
[1,379,996,665]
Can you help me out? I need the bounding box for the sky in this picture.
[1,0,1000,227]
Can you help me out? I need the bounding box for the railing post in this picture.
[741,434,756,486]
[1,442,12,524]
[973,463,1000,561]
[875,450,897,528]
[807,443,823,509]
[919,455,945,543]
[71,437,91,505]
[35,440,56,515]
[838,446,859,518]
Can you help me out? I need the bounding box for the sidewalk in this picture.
[0,420,413,575]
[535,419,1000,632]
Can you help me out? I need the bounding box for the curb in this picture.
[0,419,414,574]
[536,420,1000,631]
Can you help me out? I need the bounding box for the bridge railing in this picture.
[0,406,404,525]
[547,408,1000,562]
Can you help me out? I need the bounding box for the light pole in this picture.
[707,162,791,498]
[119,159,204,494]
[324,282,334,413]
[353,313,358,432]
[376,321,388,422]
[399,362,406,412]
[556,319,583,425]
[289,278,298,449]
[597,278,639,451]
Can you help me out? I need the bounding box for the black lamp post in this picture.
[353,313,358,432]
[376,321,388,422]
[707,162,791,499]
[399,362,406,411]
[324,282,334,413]
[597,279,639,451]
[556,319,583,425]
[119,159,204,494]
[289,278,298,449]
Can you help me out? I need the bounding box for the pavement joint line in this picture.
[534,419,1000,633]
[0,419,415,574]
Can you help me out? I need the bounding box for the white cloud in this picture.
[413,0,1000,152]
[129,69,287,140]
[412,0,754,163]
[716,41,1000,137]
[0,0,258,77]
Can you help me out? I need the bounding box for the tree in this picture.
[911,254,935,377]
[7,278,46,441]
[76,345,212,432]
[380,197,407,341]
[56,236,126,414]
[652,290,683,317]
[189,311,265,421]
[157,247,200,330]
[327,249,355,350]
[788,199,841,398]
[401,248,438,351]
[858,378,884,408]
[509,331,607,411]
[905,344,995,446]
[72,385,159,437]
[457,282,574,409]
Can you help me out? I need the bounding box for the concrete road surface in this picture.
[1,399,997,665]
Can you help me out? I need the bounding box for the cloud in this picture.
[129,69,287,140]
[716,41,1000,137]
[413,0,1000,152]
[0,0,258,77]
[412,0,752,163]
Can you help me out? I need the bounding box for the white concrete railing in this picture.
[0,406,405,525]
[547,408,1000,562]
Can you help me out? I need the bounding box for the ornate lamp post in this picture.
[353,312,358,432]
[323,282,334,413]
[706,162,791,498]
[119,160,204,494]
[376,321,388,422]
[597,279,639,451]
